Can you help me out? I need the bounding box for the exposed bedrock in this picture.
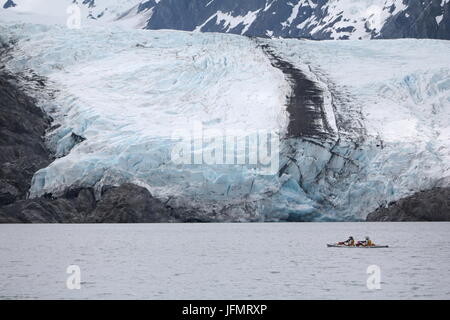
[0,71,52,206]
[257,42,448,221]
[0,184,185,223]
[366,188,450,222]
[379,0,450,40]
[259,42,372,221]
[3,0,16,9]
[0,66,267,223]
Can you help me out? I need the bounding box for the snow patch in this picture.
[215,10,261,34]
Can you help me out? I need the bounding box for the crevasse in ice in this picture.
[1,22,449,221]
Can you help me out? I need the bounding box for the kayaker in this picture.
[339,236,355,246]
[357,236,373,247]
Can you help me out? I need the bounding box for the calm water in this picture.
[0,222,449,299]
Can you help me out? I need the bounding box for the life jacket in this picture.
[367,240,373,246]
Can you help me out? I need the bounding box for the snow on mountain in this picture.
[1,18,448,220]
[2,0,450,39]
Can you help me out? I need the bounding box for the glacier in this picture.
[266,38,450,220]
[0,22,293,221]
[0,16,449,221]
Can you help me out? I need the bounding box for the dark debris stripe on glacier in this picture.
[258,42,335,140]
[0,44,52,207]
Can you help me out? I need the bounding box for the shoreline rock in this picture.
[366,187,450,222]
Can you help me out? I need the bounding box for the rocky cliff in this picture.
[367,188,450,221]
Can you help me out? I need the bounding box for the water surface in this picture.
[0,222,449,299]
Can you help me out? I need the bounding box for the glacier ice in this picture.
[0,20,449,221]
[0,23,293,220]
[267,38,450,220]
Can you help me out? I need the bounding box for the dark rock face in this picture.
[0,184,179,223]
[81,0,95,9]
[0,180,20,205]
[366,188,450,221]
[3,0,16,9]
[259,42,333,140]
[0,71,52,206]
[379,0,450,39]
[136,0,450,40]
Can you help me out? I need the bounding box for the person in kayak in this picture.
[338,236,355,246]
[357,236,374,247]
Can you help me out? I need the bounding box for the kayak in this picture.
[327,244,389,248]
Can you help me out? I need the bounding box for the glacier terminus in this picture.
[0,0,449,222]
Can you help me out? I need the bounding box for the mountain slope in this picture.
[266,37,450,220]
[2,0,450,39]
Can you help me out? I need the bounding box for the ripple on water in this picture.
[0,223,449,299]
